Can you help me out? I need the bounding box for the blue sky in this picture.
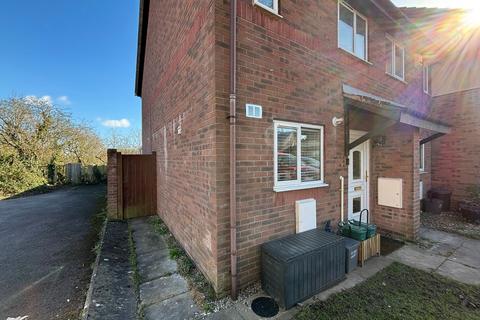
[0,0,141,138]
[0,1,474,139]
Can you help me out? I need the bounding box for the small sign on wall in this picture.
[246,104,262,119]
[378,178,403,208]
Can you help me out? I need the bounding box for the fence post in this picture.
[107,149,120,219]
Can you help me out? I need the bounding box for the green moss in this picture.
[296,262,480,320]
[149,216,218,311]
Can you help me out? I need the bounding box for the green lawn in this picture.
[296,262,480,320]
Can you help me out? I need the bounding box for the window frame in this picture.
[419,143,425,172]
[423,63,432,95]
[337,1,369,62]
[273,120,327,192]
[253,0,279,16]
[385,35,405,81]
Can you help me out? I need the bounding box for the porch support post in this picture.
[348,120,397,151]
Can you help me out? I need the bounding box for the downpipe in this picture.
[229,0,238,300]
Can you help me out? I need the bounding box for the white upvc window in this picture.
[423,63,432,95]
[386,35,405,81]
[254,0,279,15]
[274,120,327,192]
[338,1,368,61]
[419,144,425,172]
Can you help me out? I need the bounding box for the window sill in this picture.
[386,72,407,84]
[338,47,372,65]
[420,170,427,174]
[274,182,329,193]
[253,3,283,18]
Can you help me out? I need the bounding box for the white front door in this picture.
[348,133,369,222]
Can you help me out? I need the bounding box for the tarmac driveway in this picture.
[0,185,106,320]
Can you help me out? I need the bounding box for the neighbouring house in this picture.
[402,7,480,208]
[134,0,452,296]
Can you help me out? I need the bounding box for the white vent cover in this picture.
[296,199,317,233]
[378,178,403,208]
[246,104,262,118]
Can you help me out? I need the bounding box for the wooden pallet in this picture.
[358,234,381,267]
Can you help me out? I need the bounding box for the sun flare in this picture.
[462,7,480,28]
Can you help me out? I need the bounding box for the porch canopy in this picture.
[342,84,451,156]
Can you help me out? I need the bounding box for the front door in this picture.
[348,136,369,222]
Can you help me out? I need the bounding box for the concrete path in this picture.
[0,185,106,320]
[129,218,200,320]
[388,227,480,285]
[85,221,137,320]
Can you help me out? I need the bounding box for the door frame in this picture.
[348,130,370,221]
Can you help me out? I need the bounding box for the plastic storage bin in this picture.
[344,237,359,273]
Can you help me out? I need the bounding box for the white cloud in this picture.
[101,118,131,128]
[57,95,71,105]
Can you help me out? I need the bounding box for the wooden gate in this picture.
[107,150,157,220]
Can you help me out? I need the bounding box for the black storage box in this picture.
[428,188,452,211]
[344,237,360,273]
[261,229,345,309]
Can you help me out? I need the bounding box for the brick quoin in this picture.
[139,0,433,294]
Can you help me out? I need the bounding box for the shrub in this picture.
[0,154,46,196]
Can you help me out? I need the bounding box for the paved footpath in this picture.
[130,218,200,320]
[388,227,480,285]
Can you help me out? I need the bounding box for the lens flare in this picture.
[463,8,480,28]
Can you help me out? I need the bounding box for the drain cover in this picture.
[251,297,279,318]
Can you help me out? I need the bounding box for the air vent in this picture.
[246,104,262,119]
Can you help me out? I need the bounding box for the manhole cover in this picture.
[251,297,279,318]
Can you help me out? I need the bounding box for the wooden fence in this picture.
[107,149,157,220]
[48,163,106,185]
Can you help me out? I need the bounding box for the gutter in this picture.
[229,0,238,300]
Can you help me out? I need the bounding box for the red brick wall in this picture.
[141,0,428,294]
[213,0,427,290]
[107,149,120,219]
[430,88,480,207]
[370,125,420,239]
[140,0,223,290]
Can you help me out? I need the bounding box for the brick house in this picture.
[135,0,450,296]
[402,7,480,207]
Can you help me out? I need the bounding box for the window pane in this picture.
[301,128,321,182]
[277,126,297,182]
[386,39,393,74]
[353,197,361,214]
[395,45,404,78]
[353,150,361,180]
[420,145,424,170]
[339,5,354,53]
[258,0,274,9]
[355,16,366,59]
[428,66,432,94]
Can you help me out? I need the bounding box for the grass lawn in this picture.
[296,262,480,320]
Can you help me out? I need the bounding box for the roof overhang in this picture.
[135,0,150,97]
[343,84,451,134]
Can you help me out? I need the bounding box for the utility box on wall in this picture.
[295,199,317,233]
[378,178,403,208]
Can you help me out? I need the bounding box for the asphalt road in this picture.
[0,185,106,320]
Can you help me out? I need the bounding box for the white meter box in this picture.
[378,178,403,208]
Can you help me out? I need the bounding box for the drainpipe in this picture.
[229,0,238,300]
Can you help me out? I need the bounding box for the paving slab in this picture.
[132,230,168,255]
[437,260,480,285]
[140,274,188,307]
[419,228,465,248]
[387,245,445,272]
[86,221,137,320]
[138,253,177,282]
[143,292,200,320]
[448,245,480,270]
[354,256,393,279]
[201,308,245,320]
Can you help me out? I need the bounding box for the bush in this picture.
[0,154,46,196]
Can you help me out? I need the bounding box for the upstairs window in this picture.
[254,0,279,15]
[274,121,325,192]
[423,63,432,95]
[386,36,405,80]
[338,1,368,61]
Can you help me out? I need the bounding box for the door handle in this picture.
[365,171,368,183]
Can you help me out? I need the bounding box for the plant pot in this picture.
[459,200,480,224]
